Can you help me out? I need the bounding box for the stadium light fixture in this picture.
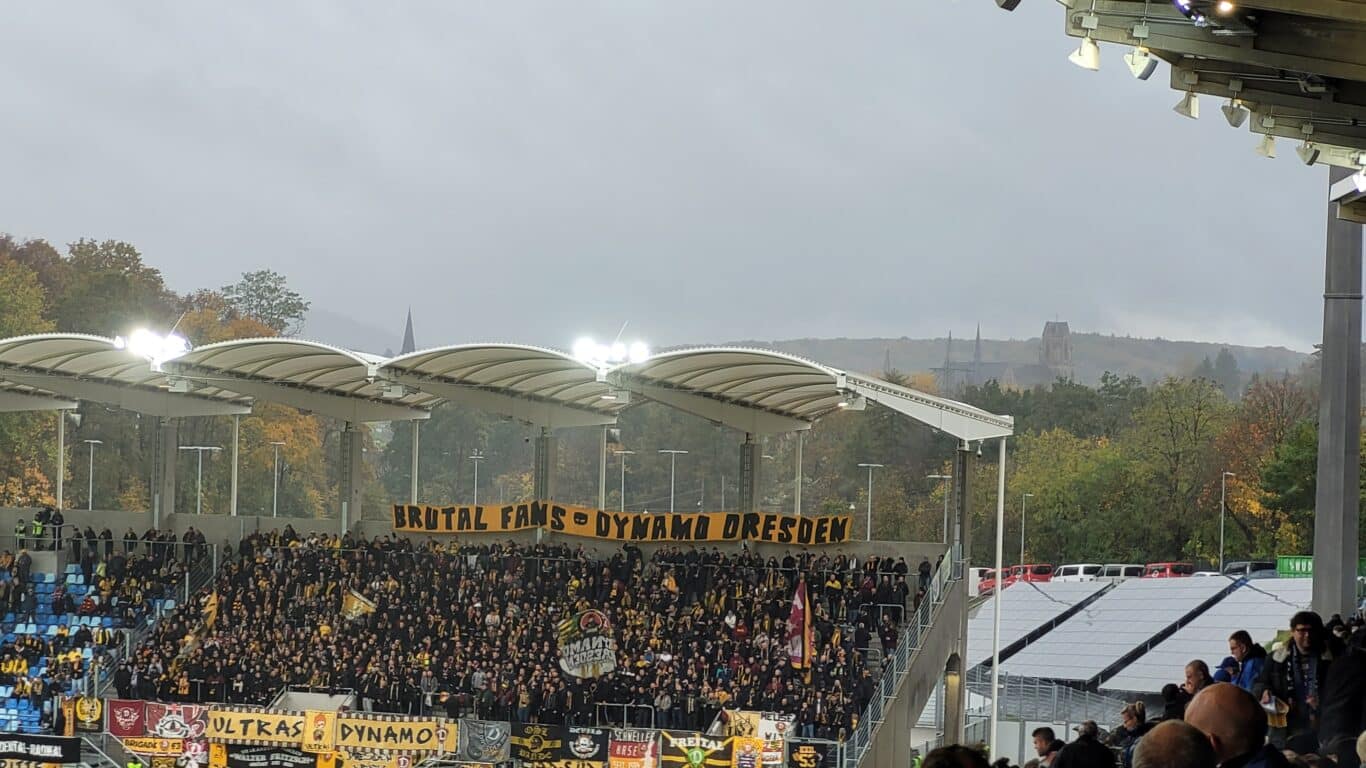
[1068,35,1100,71]
[572,337,651,368]
[1296,141,1321,166]
[115,328,190,372]
[1123,47,1157,80]
[1255,134,1277,159]
[1221,99,1248,128]
[1173,91,1199,119]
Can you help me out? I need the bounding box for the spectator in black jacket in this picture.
[1255,611,1336,754]
[1319,625,1366,768]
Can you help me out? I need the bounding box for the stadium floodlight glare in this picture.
[1068,36,1100,71]
[1221,99,1249,128]
[115,328,190,371]
[1173,91,1199,119]
[572,337,651,368]
[1216,0,1235,12]
[1124,47,1158,80]
[1296,141,1321,166]
[1255,134,1277,158]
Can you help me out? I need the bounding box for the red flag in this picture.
[787,578,811,670]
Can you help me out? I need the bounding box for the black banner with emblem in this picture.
[0,735,81,764]
[74,697,103,734]
[559,727,608,765]
[786,742,834,768]
[224,745,326,768]
[454,720,509,763]
[511,723,563,763]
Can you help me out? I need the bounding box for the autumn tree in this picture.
[221,270,311,335]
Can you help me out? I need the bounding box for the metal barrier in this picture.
[593,702,656,728]
[965,668,1127,725]
[840,556,955,768]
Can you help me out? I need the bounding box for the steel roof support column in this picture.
[1314,165,1363,619]
[56,411,65,510]
[340,423,365,533]
[410,422,420,505]
[154,417,179,526]
[229,415,240,517]
[944,440,973,745]
[534,428,556,501]
[738,435,760,514]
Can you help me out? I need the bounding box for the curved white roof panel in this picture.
[0,333,249,416]
[167,338,437,421]
[380,344,621,428]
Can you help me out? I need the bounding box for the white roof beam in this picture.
[841,373,1013,441]
[0,390,78,413]
[0,371,249,418]
[388,373,615,428]
[172,374,426,423]
[619,380,811,435]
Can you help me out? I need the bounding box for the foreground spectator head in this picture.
[1121,701,1146,730]
[1133,721,1217,768]
[1184,682,1267,763]
[1032,727,1060,760]
[1288,611,1325,654]
[1074,720,1099,740]
[1184,659,1213,695]
[922,745,990,768]
[1357,731,1366,764]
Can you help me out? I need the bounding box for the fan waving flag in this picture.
[787,578,812,671]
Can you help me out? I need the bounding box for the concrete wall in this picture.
[866,576,967,768]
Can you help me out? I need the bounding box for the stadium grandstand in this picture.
[0,331,1012,768]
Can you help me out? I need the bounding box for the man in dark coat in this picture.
[1053,721,1118,768]
[1254,610,1335,754]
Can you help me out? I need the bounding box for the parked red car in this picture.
[1143,562,1196,578]
[1004,564,1055,588]
[977,569,998,595]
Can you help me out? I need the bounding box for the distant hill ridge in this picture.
[720,332,1309,386]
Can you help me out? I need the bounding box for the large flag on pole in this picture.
[787,578,812,671]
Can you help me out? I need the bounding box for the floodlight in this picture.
[1255,134,1276,158]
[995,0,1021,10]
[628,342,650,364]
[1124,47,1158,80]
[572,338,597,363]
[116,328,191,371]
[1215,0,1234,12]
[1068,37,1100,71]
[1295,141,1321,166]
[1220,100,1248,128]
[1173,92,1199,119]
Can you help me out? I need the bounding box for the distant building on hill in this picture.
[934,321,1074,393]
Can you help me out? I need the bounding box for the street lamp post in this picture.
[82,439,102,511]
[269,441,286,517]
[1220,471,1236,572]
[928,474,952,544]
[858,463,884,542]
[1020,492,1034,565]
[179,446,222,515]
[615,449,636,513]
[470,450,486,507]
[659,450,688,513]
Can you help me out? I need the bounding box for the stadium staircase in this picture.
[841,559,966,768]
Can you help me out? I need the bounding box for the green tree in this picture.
[222,270,311,335]
[55,239,175,335]
[1213,348,1242,400]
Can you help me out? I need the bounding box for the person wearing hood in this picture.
[1228,630,1268,692]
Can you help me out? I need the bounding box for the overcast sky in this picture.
[0,2,1335,353]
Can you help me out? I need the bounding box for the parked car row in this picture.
[973,559,1277,595]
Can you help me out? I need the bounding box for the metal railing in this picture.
[840,556,955,768]
[965,668,1127,725]
[594,702,656,729]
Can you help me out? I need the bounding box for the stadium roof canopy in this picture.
[1042,0,1366,164]
[0,334,249,417]
[0,334,1014,440]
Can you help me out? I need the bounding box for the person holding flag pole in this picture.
[787,577,814,683]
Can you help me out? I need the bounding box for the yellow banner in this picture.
[303,712,336,754]
[334,716,456,753]
[123,738,185,756]
[210,744,227,768]
[208,710,306,744]
[393,502,851,545]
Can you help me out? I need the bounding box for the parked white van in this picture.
[1100,563,1144,580]
[1054,563,1103,582]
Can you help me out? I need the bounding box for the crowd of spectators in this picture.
[123,527,935,741]
[923,610,1366,768]
[0,513,195,729]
